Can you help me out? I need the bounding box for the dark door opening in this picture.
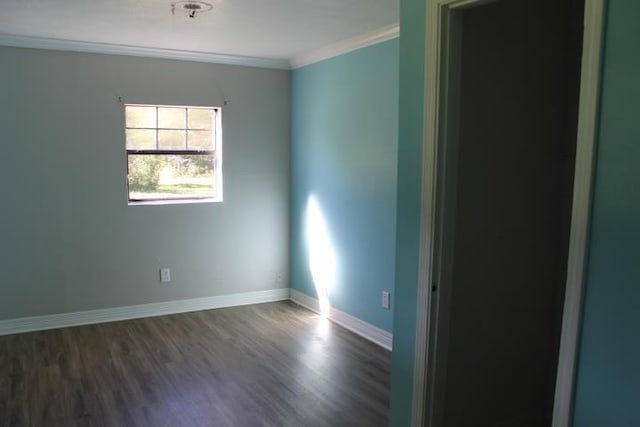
[437,0,585,425]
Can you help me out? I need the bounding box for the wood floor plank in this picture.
[0,301,390,426]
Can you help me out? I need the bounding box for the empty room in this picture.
[1,0,638,426]
[0,0,398,425]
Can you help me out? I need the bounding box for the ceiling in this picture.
[0,0,399,68]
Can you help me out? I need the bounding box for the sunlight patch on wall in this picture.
[305,195,338,317]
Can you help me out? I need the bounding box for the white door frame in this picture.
[411,0,606,426]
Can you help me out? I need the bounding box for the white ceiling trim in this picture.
[288,23,399,69]
[0,33,290,70]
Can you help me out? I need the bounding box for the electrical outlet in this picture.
[276,271,284,283]
[160,268,171,283]
[382,291,390,310]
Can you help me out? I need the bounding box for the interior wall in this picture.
[290,39,399,332]
[573,0,640,425]
[442,0,581,425]
[388,0,427,421]
[0,47,290,320]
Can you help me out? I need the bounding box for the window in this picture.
[124,104,222,204]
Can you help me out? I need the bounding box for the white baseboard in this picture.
[0,288,394,352]
[0,288,290,336]
[289,289,393,351]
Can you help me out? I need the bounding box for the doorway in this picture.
[412,0,605,426]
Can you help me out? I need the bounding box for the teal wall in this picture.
[0,47,290,319]
[388,0,426,424]
[390,0,640,426]
[291,39,399,332]
[573,1,640,425]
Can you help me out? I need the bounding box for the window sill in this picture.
[128,198,222,206]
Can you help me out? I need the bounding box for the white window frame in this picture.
[124,103,223,205]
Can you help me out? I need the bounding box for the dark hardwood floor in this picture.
[0,301,391,427]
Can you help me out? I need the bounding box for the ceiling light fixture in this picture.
[171,1,214,19]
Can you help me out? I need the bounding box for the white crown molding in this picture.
[290,289,393,351]
[0,33,291,70]
[0,288,290,336]
[289,23,400,69]
[0,25,399,71]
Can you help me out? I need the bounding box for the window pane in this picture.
[188,130,214,150]
[158,130,186,150]
[126,129,156,149]
[158,107,186,129]
[188,108,214,130]
[126,106,156,128]
[128,154,215,200]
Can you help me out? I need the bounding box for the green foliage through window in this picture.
[128,155,162,192]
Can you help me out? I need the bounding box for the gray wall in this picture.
[0,47,290,320]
